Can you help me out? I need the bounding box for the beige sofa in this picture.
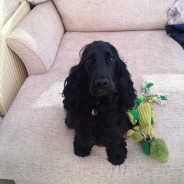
[0,0,184,183]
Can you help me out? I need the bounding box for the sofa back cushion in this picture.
[53,0,175,31]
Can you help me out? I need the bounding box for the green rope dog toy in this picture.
[127,82,169,163]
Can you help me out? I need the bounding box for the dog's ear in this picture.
[116,56,136,111]
[62,62,87,111]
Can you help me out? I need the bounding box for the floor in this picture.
[0,180,15,184]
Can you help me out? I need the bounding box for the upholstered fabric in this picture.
[6,1,64,76]
[53,0,175,31]
[19,0,48,5]
[0,31,184,183]
[168,0,184,25]
[0,0,20,30]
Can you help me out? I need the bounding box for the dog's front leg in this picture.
[106,138,127,165]
[74,128,93,157]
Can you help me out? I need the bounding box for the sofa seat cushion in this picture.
[0,30,184,183]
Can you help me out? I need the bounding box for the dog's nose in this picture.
[95,78,109,89]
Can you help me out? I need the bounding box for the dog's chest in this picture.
[89,110,123,146]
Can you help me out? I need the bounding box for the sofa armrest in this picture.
[6,1,65,75]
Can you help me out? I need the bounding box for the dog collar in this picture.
[91,108,98,116]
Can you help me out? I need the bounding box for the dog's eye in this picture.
[86,58,92,64]
[109,57,115,63]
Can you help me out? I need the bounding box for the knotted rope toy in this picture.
[127,82,169,163]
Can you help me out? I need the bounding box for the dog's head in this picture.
[63,41,136,111]
[80,41,126,97]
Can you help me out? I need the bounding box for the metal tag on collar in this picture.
[91,108,98,116]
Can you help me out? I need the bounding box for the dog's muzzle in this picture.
[92,77,114,96]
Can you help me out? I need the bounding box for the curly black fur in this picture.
[63,41,136,165]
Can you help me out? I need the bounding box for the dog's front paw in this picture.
[107,153,126,165]
[74,146,91,157]
[107,146,127,166]
[74,136,92,157]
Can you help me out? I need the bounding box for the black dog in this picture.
[63,41,136,165]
